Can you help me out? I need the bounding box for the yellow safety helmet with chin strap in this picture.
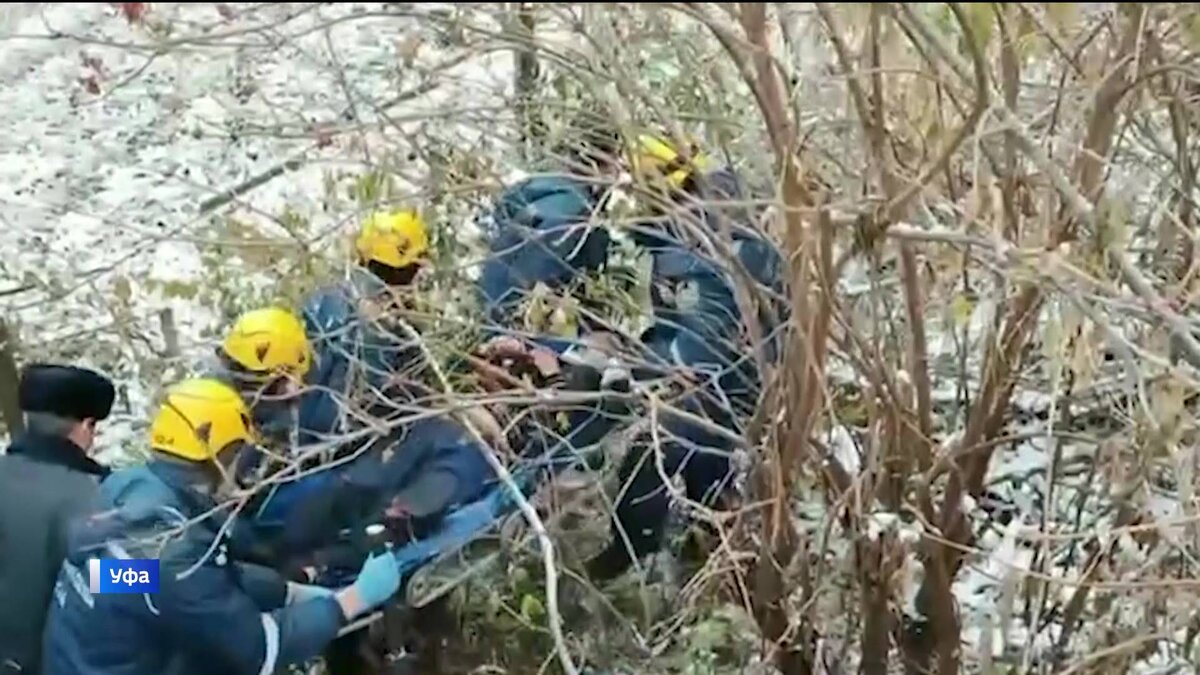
[149,378,257,462]
[628,133,715,189]
[355,209,431,270]
[221,307,313,379]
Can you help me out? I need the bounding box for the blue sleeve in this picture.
[156,542,344,674]
[234,562,289,610]
[298,286,357,441]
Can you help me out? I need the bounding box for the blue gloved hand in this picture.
[286,581,336,605]
[350,551,401,611]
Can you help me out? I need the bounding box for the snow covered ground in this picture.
[0,2,514,453]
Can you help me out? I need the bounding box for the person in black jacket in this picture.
[0,363,115,675]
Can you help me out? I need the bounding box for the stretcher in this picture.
[248,343,642,638]
[334,436,603,638]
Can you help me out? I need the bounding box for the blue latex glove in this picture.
[351,551,401,611]
[286,581,336,605]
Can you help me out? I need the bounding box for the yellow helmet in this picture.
[628,133,714,189]
[149,378,257,462]
[221,307,312,379]
[355,209,430,269]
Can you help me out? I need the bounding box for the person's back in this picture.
[588,143,788,581]
[637,167,784,343]
[477,172,612,336]
[0,445,104,674]
[42,463,194,675]
[0,364,114,675]
[633,162,787,418]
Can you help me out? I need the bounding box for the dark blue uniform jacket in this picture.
[41,460,345,675]
[476,173,611,354]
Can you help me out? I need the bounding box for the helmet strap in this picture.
[366,260,421,287]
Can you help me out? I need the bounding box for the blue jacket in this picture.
[41,460,345,675]
[636,167,785,346]
[633,167,786,414]
[271,416,499,565]
[297,267,424,444]
[477,173,610,351]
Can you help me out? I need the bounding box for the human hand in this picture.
[479,335,528,362]
[337,551,400,619]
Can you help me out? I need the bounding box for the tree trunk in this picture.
[513,2,541,153]
[0,319,23,437]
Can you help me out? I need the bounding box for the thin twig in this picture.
[390,319,580,675]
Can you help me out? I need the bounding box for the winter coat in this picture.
[636,167,785,351]
[0,433,108,675]
[41,460,346,675]
[635,166,787,416]
[477,173,611,352]
[297,267,426,445]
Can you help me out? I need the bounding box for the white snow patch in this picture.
[0,3,514,453]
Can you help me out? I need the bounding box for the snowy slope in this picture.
[0,3,513,452]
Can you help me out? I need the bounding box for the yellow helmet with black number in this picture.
[628,133,714,189]
[149,378,257,462]
[221,307,312,379]
[355,209,430,269]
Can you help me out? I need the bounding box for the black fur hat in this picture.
[18,363,115,421]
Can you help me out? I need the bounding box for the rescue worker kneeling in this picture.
[41,378,402,675]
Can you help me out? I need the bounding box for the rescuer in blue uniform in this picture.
[208,305,314,445]
[264,209,496,563]
[470,118,641,490]
[211,211,496,567]
[470,126,785,582]
[584,134,787,581]
[285,209,504,675]
[475,119,620,351]
[40,377,402,675]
